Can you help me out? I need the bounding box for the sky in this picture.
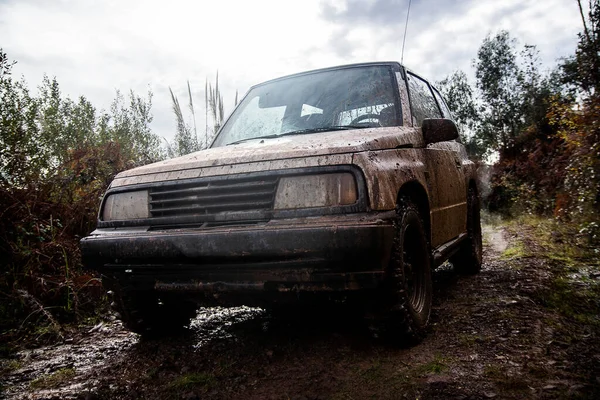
[0,0,585,144]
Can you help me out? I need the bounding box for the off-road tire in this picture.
[382,198,432,344]
[451,187,483,274]
[104,278,197,338]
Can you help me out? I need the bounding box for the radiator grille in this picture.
[149,176,279,218]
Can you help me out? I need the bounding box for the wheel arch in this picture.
[396,181,431,242]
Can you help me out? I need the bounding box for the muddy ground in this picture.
[1,224,599,399]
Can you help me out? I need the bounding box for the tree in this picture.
[563,0,600,95]
[0,48,16,83]
[0,52,42,186]
[473,31,525,157]
[437,70,478,132]
[101,89,162,165]
[37,76,98,168]
[436,70,481,156]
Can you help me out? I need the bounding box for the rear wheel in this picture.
[381,198,432,344]
[104,278,198,338]
[451,187,483,274]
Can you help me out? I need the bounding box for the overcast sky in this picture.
[0,0,584,144]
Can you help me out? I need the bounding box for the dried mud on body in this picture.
[1,223,599,399]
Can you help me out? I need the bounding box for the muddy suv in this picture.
[81,62,482,341]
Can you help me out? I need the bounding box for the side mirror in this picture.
[422,118,459,144]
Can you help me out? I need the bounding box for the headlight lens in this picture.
[274,173,358,210]
[102,190,149,221]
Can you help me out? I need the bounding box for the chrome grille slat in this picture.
[149,176,278,219]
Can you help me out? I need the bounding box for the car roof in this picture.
[250,61,405,89]
[249,62,439,93]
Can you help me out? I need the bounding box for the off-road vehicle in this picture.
[81,62,482,341]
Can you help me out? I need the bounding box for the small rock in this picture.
[88,323,104,333]
[426,375,451,384]
[543,385,557,390]
[483,392,497,398]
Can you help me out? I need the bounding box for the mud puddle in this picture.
[1,307,266,399]
[190,306,265,348]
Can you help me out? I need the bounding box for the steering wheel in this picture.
[350,113,382,126]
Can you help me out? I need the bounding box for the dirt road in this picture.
[1,224,599,399]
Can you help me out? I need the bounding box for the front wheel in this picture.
[381,198,432,344]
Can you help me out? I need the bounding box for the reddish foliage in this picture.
[0,142,128,333]
[488,92,599,243]
[488,104,572,215]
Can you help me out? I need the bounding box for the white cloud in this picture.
[0,0,583,143]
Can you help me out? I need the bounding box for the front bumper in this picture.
[80,213,395,293]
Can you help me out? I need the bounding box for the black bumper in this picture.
[80,215,395,293]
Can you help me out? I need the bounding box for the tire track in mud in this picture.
[1,224,598,399]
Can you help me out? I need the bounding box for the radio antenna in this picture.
[400,0,412,65]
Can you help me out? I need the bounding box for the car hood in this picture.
[116,126,423,179]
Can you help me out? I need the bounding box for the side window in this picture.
[432,88,453,119]
[407,73,442,126]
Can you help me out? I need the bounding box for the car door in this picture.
[406,72,467,248]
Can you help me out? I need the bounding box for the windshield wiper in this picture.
[226,125,373,146]
[285,125,378,134]
[227,133,283,146]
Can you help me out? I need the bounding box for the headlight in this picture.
[274,173,357,209]
[102,190,149,221]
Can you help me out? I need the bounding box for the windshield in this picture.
[211,65,400,147]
